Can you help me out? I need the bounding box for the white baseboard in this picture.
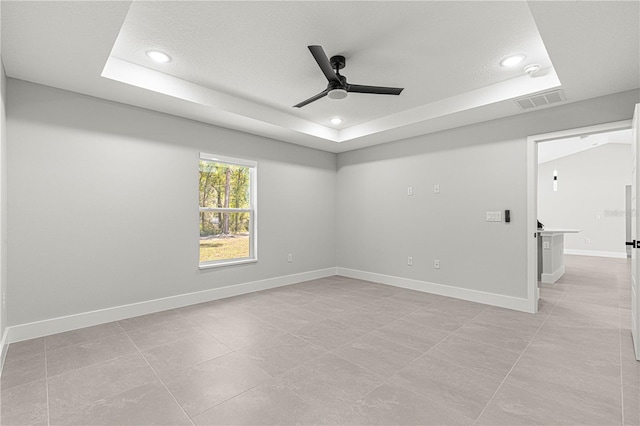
[541,265,565,284]
[564,249,627,259]
[336,267,534,313]
[6,267,337,344]
[0,327,8,377]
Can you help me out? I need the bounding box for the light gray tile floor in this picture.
[1,255,638,425]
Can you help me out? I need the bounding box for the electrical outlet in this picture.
[586,238,591,244]
[1,292,5,307]
[408,256,413,266]
[287,254,293,263]
[407,186,413,196]
[543,241,550,249]
[434,184,440,194]
[434,259,440,269]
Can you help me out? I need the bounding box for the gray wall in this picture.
[336,90,639,300]
[5,77,639,327]
[538,143,632,255]
[7,79,337,326]
[1,60,7,338]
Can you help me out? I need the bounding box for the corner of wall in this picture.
[0,56,8,370]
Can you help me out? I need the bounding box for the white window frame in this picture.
[199,152,257,269]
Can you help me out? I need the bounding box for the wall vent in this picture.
[514,89,566,110]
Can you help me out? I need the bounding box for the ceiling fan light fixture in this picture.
[330,117,343,125]
[146,50,171,63]
[328,88,348,100]
[500,54,525,67]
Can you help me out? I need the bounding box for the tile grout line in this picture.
[388,305,491,420]
[472,289,565,425]
[317,295,445,355]
[43,323,138,380]
[350,305,493,423]
[123,308,324,421]
[194,289,414,418]
[187,380,268,420]
[187,338,335,419]
[324,300,432,373]
[129,348,266,420]
[171,309,244,355]
[45,351,137,381]
[331,302,477,356]
[179,282,397,420]
[326,348,470,422]
[437,323,537,357]
[410,307,488,358]
[121,328,197,426]
[43,323,125,353]
[0,374,47,393]
[519,277,628,422]
[44,340,51,426]
[430,331,525,357]
[127,322,236,355]
[618,276,626,426]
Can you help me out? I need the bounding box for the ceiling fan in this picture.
[293,45,404,108]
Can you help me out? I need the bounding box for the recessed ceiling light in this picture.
[146,50,171,63]
[330,117,343,125]
[500,54,525,67]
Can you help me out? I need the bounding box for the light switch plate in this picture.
[486,211,502,222]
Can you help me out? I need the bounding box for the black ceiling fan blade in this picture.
[347,84,404,95]
[308,45,340,84]
[293,89,330,108]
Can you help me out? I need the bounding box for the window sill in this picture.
[199,258,257,270]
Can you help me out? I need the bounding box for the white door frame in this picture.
[526,120,632,313]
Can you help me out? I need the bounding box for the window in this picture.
[199,153,257,268]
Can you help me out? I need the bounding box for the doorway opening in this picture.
[526,120,633,313]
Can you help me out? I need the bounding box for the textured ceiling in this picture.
[1,1,639,153]
[110,1,552,128]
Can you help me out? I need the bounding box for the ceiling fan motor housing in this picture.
[328,56,348,98]
[330,55,346,71]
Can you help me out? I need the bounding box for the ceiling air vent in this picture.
[514,89,566,110]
